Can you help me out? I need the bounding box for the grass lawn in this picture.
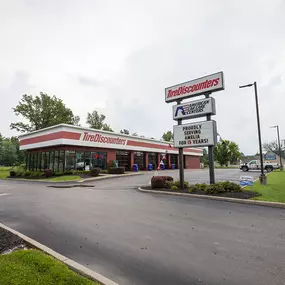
[0,249,99,285]
[0,168,10,179]
[247,170,285,203]
[46,175,81,182]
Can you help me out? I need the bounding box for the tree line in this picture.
[4,92,278,166]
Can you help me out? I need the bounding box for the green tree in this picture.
[2,139,17,166]
[120,129,130,135]
[263,141,280,152]
[162,131,173,141]
[10,93,80,133]
[201,148,209,166]
[86,110,113,132]
[11,136,26,165]
[214,140,241,166]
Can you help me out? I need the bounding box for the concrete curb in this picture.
[138,187,285,209]
[0,222,118,285]
[79,172,143,183]
[5,172,143,184]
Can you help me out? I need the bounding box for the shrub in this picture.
[194,183,207,191]
[160,176,174,184]
[31,171,42,178]
[165,180,173,189]
[108,167,125,174]
[44,169,53,178]
[10,171,16,177]
[204,183,225,194]
[52,172,64,177]
[63,171,73,175]
[101,169,108,174]
[90,168,100,177]
[171,185,179,191]
[72,170,90,175]
[109,160,117,168]
[218,181,242,192]
[151,176,165,189]
[24,171,32,177]
[172,180,189,190]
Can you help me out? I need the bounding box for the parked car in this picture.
[240,160,279,172]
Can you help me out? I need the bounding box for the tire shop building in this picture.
[19,124,203,172]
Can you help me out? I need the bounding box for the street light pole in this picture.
[271,125,283,171]
[239,81,267,185]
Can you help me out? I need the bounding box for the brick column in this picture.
[168,154,171,169]
[145,152,149,170]
[157,153,161,170]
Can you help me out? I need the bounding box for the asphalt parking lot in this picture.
[0,169,283,285]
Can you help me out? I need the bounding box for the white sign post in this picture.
[173,97,216,120]
[173,121,217,148]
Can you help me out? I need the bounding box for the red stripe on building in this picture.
[126,140,202,153]
[20,131,81,146]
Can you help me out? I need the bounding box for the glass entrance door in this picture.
[91,152,107,170]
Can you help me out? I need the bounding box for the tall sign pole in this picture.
[177,100,185,191]
[205,93,215,184]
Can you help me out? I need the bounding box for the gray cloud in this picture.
[1,0,285,154]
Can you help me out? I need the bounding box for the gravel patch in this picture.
[0,227,26,254]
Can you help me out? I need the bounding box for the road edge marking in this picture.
[138,187,285,209]
[0,193,10,197]
[0,222,119,285]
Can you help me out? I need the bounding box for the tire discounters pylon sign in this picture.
[165,71,224,103]
[173,121,217,148]
[165,71,225,186]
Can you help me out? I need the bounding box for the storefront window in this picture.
[54,151,59,172]
[65,151,76,171]
[91,152,106,170]
[84,152,91,171]
[75,151,85,170]
[170,154,178,168]
[116,151,130,170]
[59,150,65,172]
[134,151,145,170]
[148,153,157,169]
[49,151,54,171]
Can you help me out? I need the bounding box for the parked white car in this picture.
[240,160,279,172]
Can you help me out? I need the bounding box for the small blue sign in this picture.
[264,154,276,160]
[240,176,254,186]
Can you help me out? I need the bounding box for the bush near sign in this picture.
[173,121,217,148]
[173,97,216,120]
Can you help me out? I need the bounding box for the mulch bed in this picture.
[141,186,260,199]
[0,228,26,254]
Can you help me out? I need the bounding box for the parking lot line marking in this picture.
[0,193,10,197]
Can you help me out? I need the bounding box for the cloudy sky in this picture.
[1,0,285,154]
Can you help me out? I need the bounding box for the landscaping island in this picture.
[144,176,259,199]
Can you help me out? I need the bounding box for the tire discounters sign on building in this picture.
[173,97,216,120]
[173,121,217,148]
[165,71,224,103]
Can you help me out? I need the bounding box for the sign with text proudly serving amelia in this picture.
[165,71,224,103]
[173,97,216,120]
[173,121,217,148]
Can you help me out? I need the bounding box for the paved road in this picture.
[0,169,284,285]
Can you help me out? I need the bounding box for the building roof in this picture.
[19,124,203,156]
